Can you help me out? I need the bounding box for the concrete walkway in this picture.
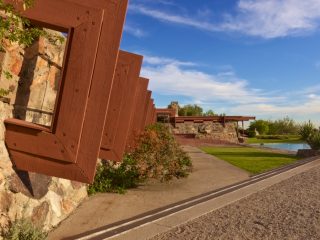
[48,146,249,240]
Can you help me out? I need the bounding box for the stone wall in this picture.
[0,29,66,126]
[0,30,87,236]
[172,121,239,143]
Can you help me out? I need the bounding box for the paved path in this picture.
[151,164,320,240]
[49,146,249,240]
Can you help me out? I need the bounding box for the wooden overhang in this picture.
[99,50,143,162]
[156,108,176,118]
[174,116,256,124]
[4,0,128,183]
[125,77,149,150]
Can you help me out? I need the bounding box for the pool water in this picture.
[251,143,311,152]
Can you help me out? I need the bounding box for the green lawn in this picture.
[246,137,304,144]
[201,146,301,174]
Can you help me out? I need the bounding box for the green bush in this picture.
[88,155,140,195]
[130,123,192,181]
[88,123,192,195]
[307,131,320,150]
[4,219,47,240]
[247,117,300,136]
[247,130,256,138]
[248,120,269,135]
[299,121,315,141]
[268,117,300,135]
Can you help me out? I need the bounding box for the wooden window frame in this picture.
[99,50,143,162]
[4,0,128,183]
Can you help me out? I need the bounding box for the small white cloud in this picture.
[143,55,196,67]
[308,94,317,99]
[124,24,147,38]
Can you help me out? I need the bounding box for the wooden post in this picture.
[99,50,143,162]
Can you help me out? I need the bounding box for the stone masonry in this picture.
[172,121,239,143]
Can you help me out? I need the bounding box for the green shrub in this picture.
[247,130,256,138]
[89,123,192,195]
[4,218,47,240]
[307,131,320,150]
[88,155,140,195]
[130,123,192,181]
[248,120,269,135]
[299,121,315,141]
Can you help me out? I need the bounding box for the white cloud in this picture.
[130,0,320,39]
[224,0,320,38]
[143,54,320,122]
[124,25,147,38]
[143,56,275,105]
[129,4,220,32]
[143,55,196,67]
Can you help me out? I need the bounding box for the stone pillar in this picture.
[169,101,179,117]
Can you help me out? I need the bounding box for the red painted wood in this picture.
[99,50,143,162]
[5,0,104,163]
[5,0,128,183]
[145,99,154,126]
[125,77,149,150]
[140,91,151,130]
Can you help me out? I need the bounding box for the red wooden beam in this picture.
[145,98,154,126]
[5,0,128,183]
[140,91,152,130]
[99,50,143,162]
[152,104,156,123]
[125,77,149,150]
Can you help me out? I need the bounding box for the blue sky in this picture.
[120,0,320,126]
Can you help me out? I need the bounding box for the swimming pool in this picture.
[250,143,311,152]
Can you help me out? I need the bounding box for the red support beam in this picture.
[152,104,156,123]
[99,50,143,162]
[145,98,154,126]
[140,91,151,130]
[125,77,149,150]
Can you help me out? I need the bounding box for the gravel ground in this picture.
[151,166,320,240]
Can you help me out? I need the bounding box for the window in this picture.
[5,0,128,183]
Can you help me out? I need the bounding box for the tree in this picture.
[249,120,269,135]
[203,109,217,116]
[0,0,42,51]
[178,104,203,116]
[307,130,320,150]
[299,120,315,140]
[268,117,299,135]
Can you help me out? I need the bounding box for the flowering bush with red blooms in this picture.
[129,123,192,181]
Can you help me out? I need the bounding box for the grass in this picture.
[201,146,301,174]
[246,137,304,144]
